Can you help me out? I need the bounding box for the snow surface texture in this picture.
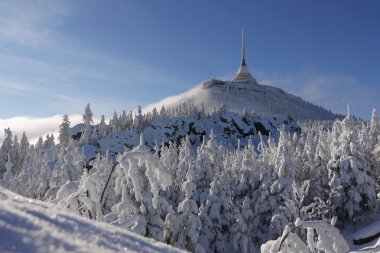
[144,80,340,121]
[98,112,300,155]
[342,216,380,253]
[354,220,380,242]
[1,99,378,253]
[261,218,349,253]
[3,109,379,252]
[0,186,184,253]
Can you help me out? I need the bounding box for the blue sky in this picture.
[0,0,379,140]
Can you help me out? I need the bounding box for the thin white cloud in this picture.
[143,83,203,113]
[0,53,142,117]
[0,42,183,117]
[0,1,185,119]
[0,114,83,144]
[0,0,67,46]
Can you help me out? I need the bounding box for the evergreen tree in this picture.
[160,105,166,118]
[43,134,55,149]
[19,132,30,163]
[36,136,43,151]
[134,106,144,130]
[59,114,71,146]
[327,111,376,222]
[152,107,159,119]
[0,128,13,173]
[3,153,14,183]
[11,135,20,175]
[98,115,108,137]
[370,108,378,147]
[83,103,94,126]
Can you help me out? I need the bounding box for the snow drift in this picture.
[0,186,184,253]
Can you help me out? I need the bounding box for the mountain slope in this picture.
[96,112,300,155]
[0,187,184,253]
[145,80,340,121]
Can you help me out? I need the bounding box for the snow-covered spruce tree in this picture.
[152,107,159,119]
[306,129,330,203]
[192,129,226,207]
[270,128,298,199]
[0,128,13,174]
[327,108,377,224]
[198,173,234,253]
[76,164,104,220]
[174,135,195,204]
[98,115,108,137]
[260,224,309,253]
[134,106,144,131]
[230,137,258,200]
[34,147,58,199]
[161,141,179,175]
[236,134,278,246]
[91,151,119,212]
[80,124,94,144]
[160,140,180,204]
[2,153,14,187]
[369,108,379,148]
[109,111,120,133]
[261,217,349,253]
[167,179,204,253]
[46,143,81,200]
[373,109,380,179]
[35,136,43,151]
[230,208,249,253]
[59,114,71,146]
[110,134,172,241]
[192,138,214,206]
[264,129,303,239]
[271,180,312,243]
[19,132,30,170]
[119,110,128,130]
[57,151,116,221]
[157,105,164,117]
[43,134,55,149]
[83,103,94,126]
[353,110,380,182]
[81,104,95,144]
[10,135,21,175]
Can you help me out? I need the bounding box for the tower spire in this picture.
[241,28,246,66]
[233,28,256,83]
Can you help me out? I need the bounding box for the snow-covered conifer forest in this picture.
[1,100,380,252]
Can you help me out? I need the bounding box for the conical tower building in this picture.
[233,29,257,84]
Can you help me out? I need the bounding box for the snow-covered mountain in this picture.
[145,80,340,121]
[0,186,184,253]
[2,101,380,253]
[95,112,300,156]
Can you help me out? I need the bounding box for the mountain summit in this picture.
[146,30,339,121]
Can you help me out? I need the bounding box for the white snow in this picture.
[96,111,299,155]
[349,239,380,253]
[144,80,339,120]
[354,220,380,241]
[1,99,378,253]
[0,186,185,253]
[343,227,380,253]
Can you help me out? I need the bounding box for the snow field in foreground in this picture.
[0,187,185,253]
